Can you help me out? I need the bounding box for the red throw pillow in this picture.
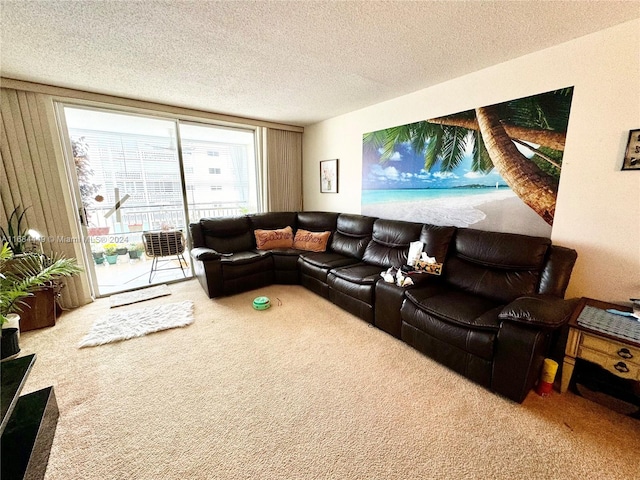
[254,226,294,250]
[293,229,331,252]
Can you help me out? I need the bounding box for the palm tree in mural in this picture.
[363,89,573,225]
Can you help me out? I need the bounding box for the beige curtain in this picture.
[1,88,92,308]
[263,128,303,211]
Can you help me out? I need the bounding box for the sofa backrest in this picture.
[444,229,551,303]
[331,214,376,259]
[363,219,423,268]
[419,224,457,264]
[198,216,254,253]
[296,211,339,233]
[537,245,578,297]
[249,212,298,231]
[189,222,205,248]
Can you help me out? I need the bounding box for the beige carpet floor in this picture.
[18,280,640,479]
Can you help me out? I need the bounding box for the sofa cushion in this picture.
[254,227,294,250]
[330,214,376,259]
[293,229,331,252]
[444,229,551,303]
[297,211,339,232]
[249,212,298,231]
[220,250,271,266]
[299,251,358,269]
[189,222,206,248]
[298,258,329,283]
[362,219,423,268]
[401,300,497,361]
[420,224,456,263]
[201,216,250,236]
[298,251,360,286]
[220,251,273,280]
[328,265,381,306]
[453,229,550,269]
[271,248,305,257]
[538,245,578,297]
[200,216,254,253]
[329,264,382,285]
[405,288,503,331]
[272,252,301,283]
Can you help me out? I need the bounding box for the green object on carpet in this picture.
[253,296,271,310]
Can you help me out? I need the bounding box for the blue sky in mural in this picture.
[363,140,508,190]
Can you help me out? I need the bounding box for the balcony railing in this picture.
[85,202,249,237]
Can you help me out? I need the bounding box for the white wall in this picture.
[303,20,640,305]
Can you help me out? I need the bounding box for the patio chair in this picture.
[142,230,187,283]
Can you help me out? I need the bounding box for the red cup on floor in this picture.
[536,380,554,396]
[536,359,559,397]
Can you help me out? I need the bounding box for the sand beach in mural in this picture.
[361,189,552,237]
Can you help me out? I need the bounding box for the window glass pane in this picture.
[180,123,258,219]
[64,107,185,232]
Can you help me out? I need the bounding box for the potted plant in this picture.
[0,205,30,254]
[87,226,110,237]
[103,243,118,264]
[127,243,144,260]
[1,243,82,359]
[91,245,105,265]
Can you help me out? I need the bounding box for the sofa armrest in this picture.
[405,272,440,288]
[191,248,224,298]
[191,247,222,261]
[499,295,579,329]
[492,321,550,402]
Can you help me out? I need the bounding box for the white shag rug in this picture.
[109,284,171,308]
[79,301,194,348]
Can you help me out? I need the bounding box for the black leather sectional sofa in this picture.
[190,211,578,403]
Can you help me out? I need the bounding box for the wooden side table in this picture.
[561,297,640,393]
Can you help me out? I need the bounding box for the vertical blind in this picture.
[264,128,303,211]
[1,88,92,308]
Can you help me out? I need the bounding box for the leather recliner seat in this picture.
[190,215,274,297]
[298,214,375,298]
[400,229,578,402]
[327,219,423,323]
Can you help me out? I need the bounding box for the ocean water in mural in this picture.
[362,88,574,237]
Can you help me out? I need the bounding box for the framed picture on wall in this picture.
[622,129,640,170]
[320,159,339,193]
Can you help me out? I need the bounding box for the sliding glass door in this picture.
[179,122,259,218]
[59,106,259,297]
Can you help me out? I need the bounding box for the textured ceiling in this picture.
[1,1,638,126]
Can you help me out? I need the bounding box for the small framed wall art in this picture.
[320,159,339,193]
[622,129,640,170]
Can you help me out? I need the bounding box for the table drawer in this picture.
[581,333,640,361]
[578,346,640,381]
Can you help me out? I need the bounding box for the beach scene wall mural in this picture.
[362,88,574,237]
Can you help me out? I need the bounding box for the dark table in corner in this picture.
[1,354,59,480]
